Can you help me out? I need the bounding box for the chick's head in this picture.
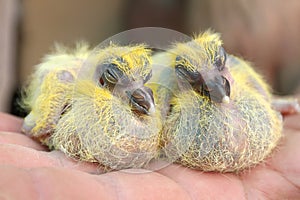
[171,30,232,104]
[86,44,154,115]
[21,42,91,140]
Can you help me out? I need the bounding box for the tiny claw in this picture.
[272,97,300,115]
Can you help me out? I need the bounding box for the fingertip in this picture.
[0,112,23,132]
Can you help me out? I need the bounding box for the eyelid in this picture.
[175,64,200,83]
[143,70,152,83]
[219,47,226,62]
[106,64,123,81]
[214,47,226,71]
[98,63,125,87]
[104,69,118,83]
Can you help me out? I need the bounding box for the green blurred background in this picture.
[1,0,300,115]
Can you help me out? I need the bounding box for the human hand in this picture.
[0,110,299,199]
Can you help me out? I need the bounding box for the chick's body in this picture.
[22,43,161,171]
[156,31,282,172]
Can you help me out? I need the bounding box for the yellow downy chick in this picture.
[154,30,283,172]
[22,43,161,171]
[22,43,90,140]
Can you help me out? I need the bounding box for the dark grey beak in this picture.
[126,86,155,115]
[202,76,230,104]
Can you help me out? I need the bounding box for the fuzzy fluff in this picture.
[22,31,283,173]
[22,42,161,171]
[153,30,282,172]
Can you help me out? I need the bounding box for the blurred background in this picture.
[1,0,300,116]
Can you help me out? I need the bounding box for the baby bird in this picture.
[22,43,89,140]
[154,30,284,172]
[22,43,161,171]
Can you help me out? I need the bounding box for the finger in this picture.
[269,128,300,188]
[158,164,245,199]
[49,151,103,173]
[0,166,190,200]
[0,112,23,132]
[0,144,57,168]
[0,131,46,151]
[283,114,300,130]
[0,166,112,200]
[98,170,190,200]
[241,166,300,199]
[0,166,38,199]
[0,144,100,174]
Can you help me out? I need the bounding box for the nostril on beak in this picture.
[126,87,155,115]
[132,89,151,110]
[201,76,231,104]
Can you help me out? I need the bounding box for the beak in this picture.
[126,86,155,115]
[201,75,230,104]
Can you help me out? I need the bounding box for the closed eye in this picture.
[143,70,152,83]
[214,46,227,71]
[104,65,121,84]
[98,63,124,87]
[175,64,200,83]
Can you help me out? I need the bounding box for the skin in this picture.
[0,107,300,199]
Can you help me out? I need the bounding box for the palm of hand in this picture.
[0,112,299,199]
